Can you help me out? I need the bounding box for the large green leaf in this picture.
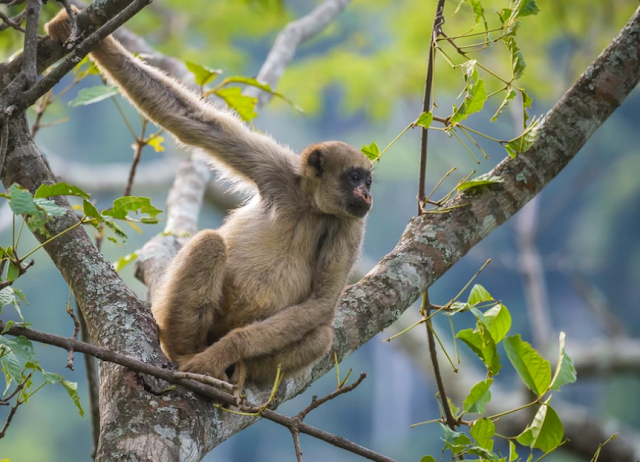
[516,403,563,453]
[69,86,119,107]
[449,79,487,125]
[550,331,577,391]
[463,379,493,414]
[457,329,501,375]
[471,418,495,450]
[34,182,90,200]
[504,335,551,397]
[483,303,512,343]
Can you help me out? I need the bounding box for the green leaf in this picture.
[504,335,551,396]
[102,196,162,223]
[218,76,303,113]
[449,79,487,125]
[457,329,501,375]
[8,184,38,215]
[11,337,35,363]
[82,200,102,220]
[516,403,563,453]
[185,61,222,86]
[7,263,18,282]
[550,331,577,391]
[468,284,492,305]
[103,220,128,243]
[439,423,472,454]
[215,87,258,122]
[459,59,479,84]
[420,457,437,462]
[447,398,460,419]
[463,379,493,414]
[458,178,502,192]
[468,0,485,25]
[509,440,518,461]
[0,337,22,384]
[62,380,84,416]
[33,198,67,217]
[12,288,27,305]
[467,446,501,461]
[471,418,495,450]
[415,111,433,129]
[113,251,138,272]
[1,321,14,334]
[0,287,15,307]
[42,370,63,384]
[505,116,541,158]
[505,37,526,80]
[484,303,512,343]
[512,0,540,18]
[69,86,120,107]
[35,182,90,200]
[361,142,380,161]
[491,88,517,122]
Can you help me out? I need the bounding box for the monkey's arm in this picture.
[46,11,298,196]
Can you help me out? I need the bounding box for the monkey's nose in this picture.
[354,186,372,206]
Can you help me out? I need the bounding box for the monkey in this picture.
[45,9,374,385]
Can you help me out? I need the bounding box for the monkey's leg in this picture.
[152,230,226,362]
[245,325,333,384]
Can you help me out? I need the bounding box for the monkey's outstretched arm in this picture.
[46,10,298,197]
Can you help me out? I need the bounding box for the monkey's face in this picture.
[301,141,374,219]
[340,167,373,218]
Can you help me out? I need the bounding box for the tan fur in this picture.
[46,10,374,385]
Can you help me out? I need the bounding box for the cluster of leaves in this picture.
[0,333,84,417]
[419,284,577,461]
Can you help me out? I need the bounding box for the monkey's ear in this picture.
[306,149,324,177]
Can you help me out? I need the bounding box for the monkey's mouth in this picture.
[346,200,371,218]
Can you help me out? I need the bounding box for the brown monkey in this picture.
[46,10,374,385]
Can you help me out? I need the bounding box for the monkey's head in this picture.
[301,141,374,219]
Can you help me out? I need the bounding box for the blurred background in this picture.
[1,0,639,460]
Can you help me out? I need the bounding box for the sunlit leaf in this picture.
[34,182,90,200]
[550,331,577,391]
[361,142,380,161]
[69,86,119,107]
[504,335,551,396]
[102,196,162,223]
[457,328,501,375]
[505,37,526,80]
[471,418,495,450]
[113,252,138,272]
[215,87,258,122]
[509,440,519,461]
[468,284,492,305]
[484,303,512,343]
[415,111,433,129]
[439,423,472,454]
[147,135,165,153]
[450,79,487,125]
[7,184,38,215]
[458,179,502,192]
[505,115,541,158]
[0,288,15,307]
[463,379,493,414]
[185,61,222,86]
[491,88,517,122]
[516,403,563,453]
[62,380,84,416]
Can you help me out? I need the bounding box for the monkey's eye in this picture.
[351,173,360,182]
[366,179,372,187]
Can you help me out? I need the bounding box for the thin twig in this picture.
[291,428,304,462]
[0,372,33,440]
[417,0,446,212]
[423,293,457,428]
[0,8,26,32]
[124,118,148,196]
[297,372,366,421]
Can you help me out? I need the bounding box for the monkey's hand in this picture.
[45,5,80,43]
[179,348,237,384]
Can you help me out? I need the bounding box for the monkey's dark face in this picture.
[341,167,373,218]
